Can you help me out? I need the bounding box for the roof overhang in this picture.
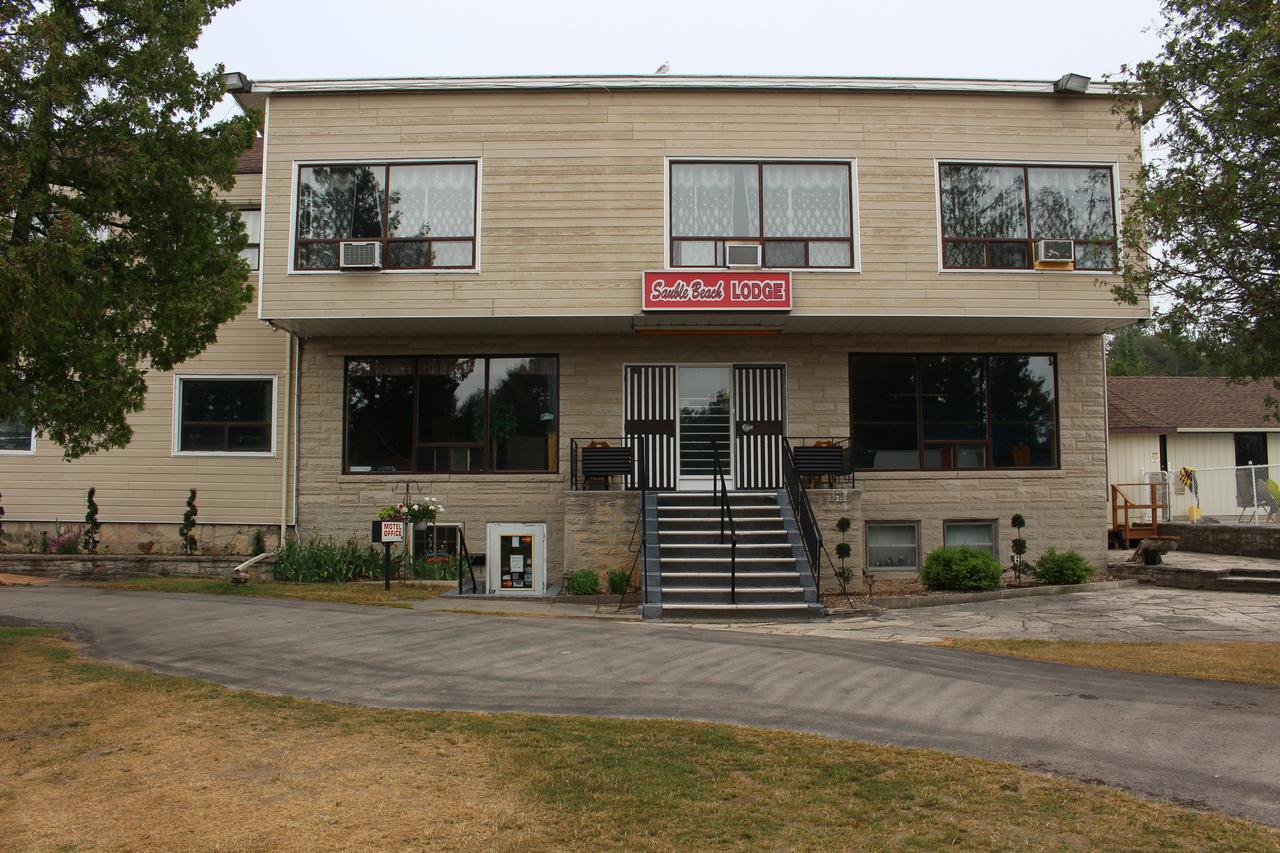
[265,311,1144,339]
[230,73,1123,113]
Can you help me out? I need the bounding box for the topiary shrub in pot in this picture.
[567,569,601,596]
[920,546,1004,592]
[1030,548,1096,585]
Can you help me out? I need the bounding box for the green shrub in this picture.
[920,546,1003,591]
[567,569,600,596]
[272,538,384,583]
[606,569,630,595]
[1030,548,1095,585]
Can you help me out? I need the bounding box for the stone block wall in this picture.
[0,521,283,558]
[1160,521,1280,559]
[0,553,266,579]
[294,332,1109,576]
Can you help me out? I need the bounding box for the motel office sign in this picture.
[642,271,792,312]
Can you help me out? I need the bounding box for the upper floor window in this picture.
[669,160,856,269]
[850,353,1058,471]
[176,377,275,454]
[0,418,34,453]
[237,208,261,271]
[938,163,1116,271]
[294,162,478,271]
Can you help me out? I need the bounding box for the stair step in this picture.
[661,572,799,579]
[658,516,784,523]
[662,586,804,594]
[661,556,796,563]
[660,603,812,611]
[660,528,787,535]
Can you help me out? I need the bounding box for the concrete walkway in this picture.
[2,586,1279,826]
[695,587,1280,645]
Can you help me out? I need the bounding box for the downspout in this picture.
[292,336,304,537]
[279,330,293,545]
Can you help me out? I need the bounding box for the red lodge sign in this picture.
[643,271,792,312]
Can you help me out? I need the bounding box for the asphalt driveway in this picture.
[3,586,1279,826]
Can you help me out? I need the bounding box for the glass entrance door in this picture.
[677,366,732,488]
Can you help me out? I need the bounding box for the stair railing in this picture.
[782,441,823,597]
[710,439,738,604]
[455,526,479,595]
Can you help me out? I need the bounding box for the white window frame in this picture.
[663,155,861,273]
[172,374,278,457]
[0,422,36,455]
[943,519,999,558]
[932,157,1122,275]
[237,207,262,272]
[865,521,920,571]
[286,156,483,276]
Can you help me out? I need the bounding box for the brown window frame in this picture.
[293,161,479,272]
[342,355,560,476]
[938,162,1118,271]
[669,160,857,270]
[849,352,1061,472]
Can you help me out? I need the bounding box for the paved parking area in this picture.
[688,587,1280,644]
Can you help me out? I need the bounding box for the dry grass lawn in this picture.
[2,629,1278,850]
[93,576,445,607]
[939,639,1280,686]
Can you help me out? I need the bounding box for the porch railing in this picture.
[782,441,825,596]
[455,526,479,595]
[785,436,855,488]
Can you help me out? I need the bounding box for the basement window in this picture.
[866,522,919,571]
[943,520,998,559]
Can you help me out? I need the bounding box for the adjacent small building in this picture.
[1108,376,1280,520]
[0,73,1149,611]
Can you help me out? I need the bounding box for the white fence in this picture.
[1172,463,1280,524]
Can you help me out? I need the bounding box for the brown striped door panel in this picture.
[734,364,787,489]
[624,365,677,490]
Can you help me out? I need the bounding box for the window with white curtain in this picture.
[670,160,855,268]
[294,161,478,270]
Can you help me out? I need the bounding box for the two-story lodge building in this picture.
[0,73,1147,616]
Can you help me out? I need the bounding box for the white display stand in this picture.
[485,522,547,595]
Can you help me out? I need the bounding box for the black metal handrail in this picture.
[456,526,479,595]
[782,441,823,597]
[710,439,738,604]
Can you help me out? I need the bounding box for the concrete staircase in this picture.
[648,491,823,620]
[1214,565,1280,594]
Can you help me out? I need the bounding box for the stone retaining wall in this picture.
[1161,521,1280,559]
[0,554,270,580]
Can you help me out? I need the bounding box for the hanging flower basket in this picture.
[377,497,443,526]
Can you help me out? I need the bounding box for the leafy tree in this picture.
[1111,1,1280,402]
[1,0,259,459]
[1106,324,1223,376]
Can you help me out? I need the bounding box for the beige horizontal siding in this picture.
[257,88,1144,322]
[0,307,292,526]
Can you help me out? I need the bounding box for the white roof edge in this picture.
[242,74,1121,97]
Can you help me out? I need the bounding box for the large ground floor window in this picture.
[850,353,1058,470]
[344,355,558,474]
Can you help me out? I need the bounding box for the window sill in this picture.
[172,451,277,458]
[937,267,1117,275]
[856,468,1065,478]
[0,449,35,456]
[286,268,481,276]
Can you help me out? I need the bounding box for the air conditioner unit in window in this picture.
[340,241,382,269]
[1035,239,1074,263]
[725,242,762,268]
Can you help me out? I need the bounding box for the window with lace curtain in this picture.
[294,161,478,271]
[669,160,856,269]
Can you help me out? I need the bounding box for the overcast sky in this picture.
[194,0,1166,91]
